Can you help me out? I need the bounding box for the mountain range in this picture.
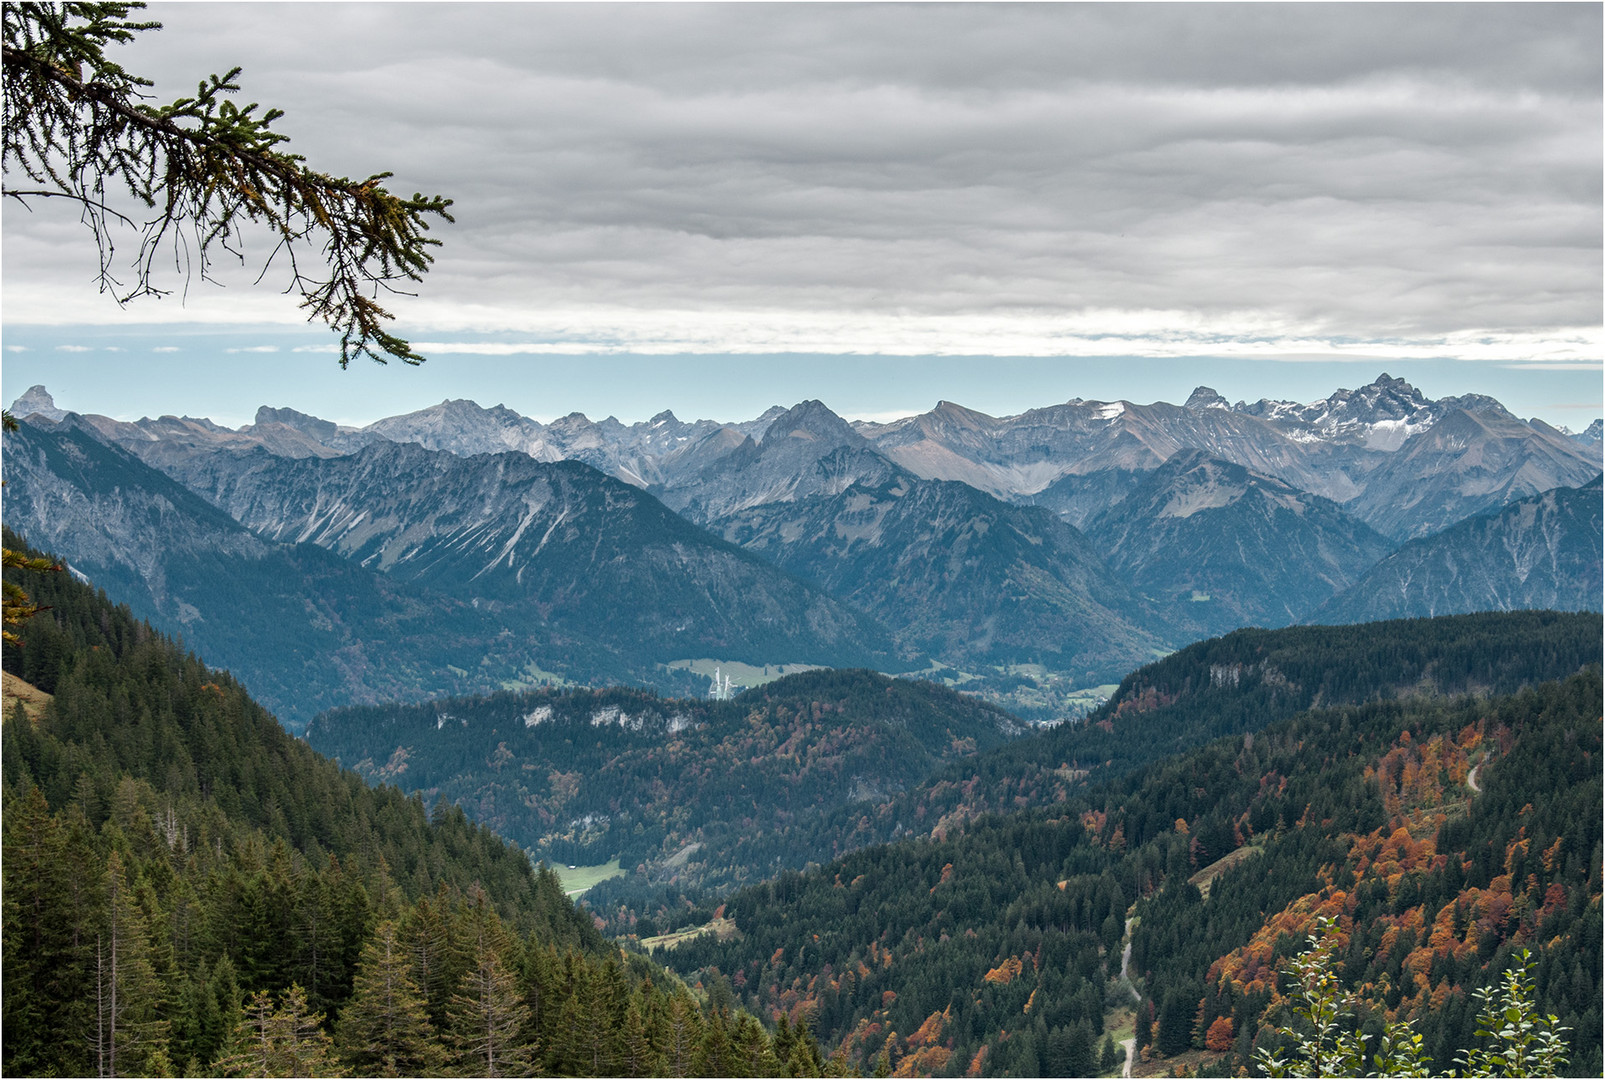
[5,374,1599,726]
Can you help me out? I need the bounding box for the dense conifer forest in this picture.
[660,653,1601,1076]
[1,534,838,1076]
[5,527,1599,1077]
[308,668,1020,887]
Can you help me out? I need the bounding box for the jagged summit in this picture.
[761,399,865,446]
[7,384,66,422]
[252,405,340,440]
[1184,386,1230,411]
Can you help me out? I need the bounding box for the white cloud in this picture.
[3,4,1599,364]
[4,344,27,352]
[55,344,92,352]
[225,346,281,354]
[152,346,181,353]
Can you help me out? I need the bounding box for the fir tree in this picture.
[335,920,444,1077]
[91,850,170,1077]
[445,934,533,1077]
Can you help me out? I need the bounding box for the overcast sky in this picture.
[4,2,1601,427]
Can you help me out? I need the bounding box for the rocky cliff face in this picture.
[1314,474,1604,623]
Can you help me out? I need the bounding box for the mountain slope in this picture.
[167,438,899,670]
[1315,474,1604,623]
[715,463,1167,681]
[1,534,821,1080]
[1344,408,1601,540]
[780,611,1605,864]
[307,668,1025,894]
[655,399,891,520]
[858,395,1332,501]
[1086,450,1393,636]
[0,422,786,727]
[656,625,1602,1076]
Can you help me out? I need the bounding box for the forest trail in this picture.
[1120,916,1139,1001]
[1467,764,1481,793]
[1120,914,1139,1076]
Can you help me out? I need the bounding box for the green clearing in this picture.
[549,858,624,897]
[1064,683,1120,707]
[501,660,577,691]
[662,658,824,690]
[639,916,740,952]
[1186,843,1262,901]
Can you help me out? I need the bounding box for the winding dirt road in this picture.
[1120,916,1138,1076]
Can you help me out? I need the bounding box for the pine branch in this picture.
[2,2,453,366]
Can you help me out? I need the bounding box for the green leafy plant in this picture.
[1454,949,1570,1078]
[1256,919,1569,1078]
[1254,917,1429,1078]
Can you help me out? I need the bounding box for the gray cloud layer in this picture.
[5,2,1600,355]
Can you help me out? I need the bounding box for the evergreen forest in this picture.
[659,661,1602,1076]
[1,535,839,1077]
[4,529,1599,1078]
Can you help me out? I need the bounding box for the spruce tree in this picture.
[445,934,533,1077]
[217,984,342,1078]
[616,991,662,1077]
[91,850,171,1077]
[661,992,704,1078]
[335,920,444,1077]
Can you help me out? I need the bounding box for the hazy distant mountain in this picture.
[2,416,900,726]
[1231,371,1509,451]
[1342,408,1600,540]
[1085,450,1394,637]
[12,375,1601,715]
[166,437,900,670]
[0,418,640,729]
[710,451,1166,681]
[1314,475,1604,623]
[7,384,67,422]
[1021,468,1149,531]
[361,398,762,490]
[656,399,900,521]
[853,374,1601,542]
[854,395,1334,502]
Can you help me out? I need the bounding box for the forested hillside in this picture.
[308,669,1023,893]
[659,642,1600,1076]
[682,613,1602,885]
[1,536,839,1077]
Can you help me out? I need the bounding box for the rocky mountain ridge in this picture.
[8,377,1600,725]
[1315,473,1605,623]
[16,376,1597,543]
[1084,450,1395,637]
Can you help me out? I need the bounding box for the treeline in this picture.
[1,535,832,1076]
[662,660,1602,1076]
